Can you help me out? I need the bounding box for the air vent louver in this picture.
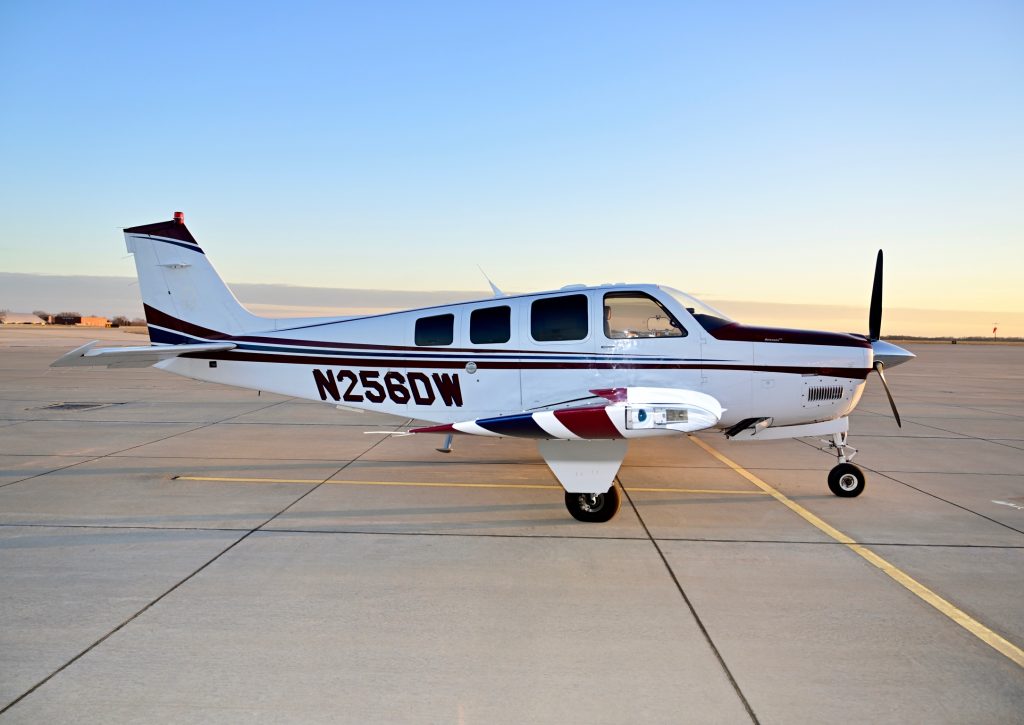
[807,385,844,402]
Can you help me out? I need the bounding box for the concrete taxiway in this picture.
[0,327,1022,723]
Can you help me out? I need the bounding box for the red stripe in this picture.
[553,406,621,439]
[591,387,627,402]
[410,423,456,434]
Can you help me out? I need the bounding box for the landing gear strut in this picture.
[826,431,865,497]
[564,486,621,523]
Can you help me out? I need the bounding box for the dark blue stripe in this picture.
[475,413,550,439]
[148,326,196,344]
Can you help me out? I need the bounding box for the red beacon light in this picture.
[173,211,185,225]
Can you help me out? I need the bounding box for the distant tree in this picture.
[0,309,8,322]
[32,309,49,320]
[110,315,131,327]
[130,318,147,326]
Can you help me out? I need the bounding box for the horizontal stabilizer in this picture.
[51,341,235,369]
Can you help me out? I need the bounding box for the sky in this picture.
[1,1,1022,335]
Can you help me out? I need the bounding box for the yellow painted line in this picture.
[175,475,555,490]
[173,475,763,496]
[689,436,1024,669]
[630,487,767,495]
[174,476,324,484]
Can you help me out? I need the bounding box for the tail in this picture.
[124,212,269,342]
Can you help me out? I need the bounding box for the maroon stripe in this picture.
[410,423,456,434]
[144,305,229,340]
[554,406,621,439]
[145,305,870,379]
[591,387,628,402]
[183,349,871,379]
[124,220,199,245]
[711,323,871,349]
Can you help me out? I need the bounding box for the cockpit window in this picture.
[603,292,685,338]
[660,286,734,333]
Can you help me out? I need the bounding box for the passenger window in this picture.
[603,293,685,339]
[531,294,588,342]
[415,313,454,346]
[470,305,511,344]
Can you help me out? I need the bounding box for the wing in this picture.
[411,386,724,440]
[51,341,236,369]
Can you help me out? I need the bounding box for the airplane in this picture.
[53,212,915,523]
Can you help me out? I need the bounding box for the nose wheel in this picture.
[564,486,621,522]
[822,430,866,497]
[828,462,865,497]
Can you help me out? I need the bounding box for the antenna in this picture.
[477,266,505,297]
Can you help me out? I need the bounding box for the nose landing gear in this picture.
[825,431,865,498]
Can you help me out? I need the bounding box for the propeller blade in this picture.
[873,361,902,428]
[868,249,883,341]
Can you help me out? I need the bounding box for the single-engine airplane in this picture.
[54,213,914,522]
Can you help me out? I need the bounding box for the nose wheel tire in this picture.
[565,486,620,522]
[828,463,865,497]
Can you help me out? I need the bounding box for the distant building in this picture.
[1,312,47,325]
[80,316,109,327]
[49,314,81,325]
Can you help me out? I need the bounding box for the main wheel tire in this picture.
[564,486,621,523]
[828,463,865,498]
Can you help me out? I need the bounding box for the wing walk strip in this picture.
[173,475,764,495]
[689,436,1024,669]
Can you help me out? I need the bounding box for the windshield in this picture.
[659,286,735,332]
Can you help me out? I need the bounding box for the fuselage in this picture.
[151,283,873,428]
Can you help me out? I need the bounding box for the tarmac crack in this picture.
[617,476,761,725]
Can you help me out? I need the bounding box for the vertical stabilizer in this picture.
[124,213,266,341]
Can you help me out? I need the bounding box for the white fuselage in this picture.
[155,283,872,429]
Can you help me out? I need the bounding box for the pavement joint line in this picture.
[618,476,760,724]
[170,474,768,495]
[794,439,1024,537]
[690,435,1024,670]
[891,417,1024,452]
[2,522,1023,549]
[0,399,300,714]
[0,399,292,490]
[0,412,406,717]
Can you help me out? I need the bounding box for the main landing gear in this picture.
[564,486,621,523]
[825,431,865,497]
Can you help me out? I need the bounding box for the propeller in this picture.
[867,250,903,428]
[869,250,883,341]
[873,361,902,428]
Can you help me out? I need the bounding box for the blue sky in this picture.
[1,1,1022,327]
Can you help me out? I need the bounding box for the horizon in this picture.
[2,271,1018,339]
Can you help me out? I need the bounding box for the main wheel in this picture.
[828,463,865,497]
[564,486,621,522]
